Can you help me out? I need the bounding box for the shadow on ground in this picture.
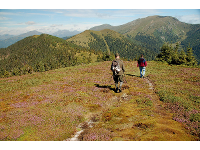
[125,73,140,78]
[94,84,115,92]
[94,83,130,93]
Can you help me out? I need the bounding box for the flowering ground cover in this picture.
[0,61,199,140]
[146,61,200,139]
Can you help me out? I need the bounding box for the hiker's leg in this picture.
[115,82,118,89]
[119,82,123,91]
[114,75,119,92]
[119,75,123,92]
[139,67,143,78]
[142,67,146,77]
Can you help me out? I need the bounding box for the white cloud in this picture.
[50,24,63,27]
[62,10,100,18]
[25,21,36,25]
[54,9,163,21]
[1,9,199,36]
[0,27,9,34]
[0,16,10,20]
[177,14,200,24]
[1,22,102,35]
[0,12,18,16]
[111,9,162,16]
[66,23,100,32]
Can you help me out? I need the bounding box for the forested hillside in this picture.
[0,34,103,78]
[67,29,156,61]
[181,26,200,62]
[155,43,198,66]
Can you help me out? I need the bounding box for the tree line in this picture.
[155,43,197,66]
[0,33,198,78]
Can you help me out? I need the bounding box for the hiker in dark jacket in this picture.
[137,54,147,78]
[111,53,125,93]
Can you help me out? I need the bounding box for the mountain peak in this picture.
[19,30,43,37]
[52,30,81,38]
[90,24,113,31]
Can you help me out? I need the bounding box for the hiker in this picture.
[111,53,125,93]
[137,54,147,78]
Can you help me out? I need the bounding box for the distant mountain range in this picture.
[0,31,43,48]
[0,30,81,48]
[52,30,81,38]
[0,34,15,41]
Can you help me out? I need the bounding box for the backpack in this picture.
[112,60,121,75]
[138,58,146,67]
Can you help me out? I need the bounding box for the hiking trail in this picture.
[67,64,192,141]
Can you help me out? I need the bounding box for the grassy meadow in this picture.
[0,61,199,141]
[146,61,200,137]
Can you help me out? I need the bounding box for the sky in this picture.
[1,0,200,35]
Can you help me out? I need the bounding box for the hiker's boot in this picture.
[115,87,118,93]
[115,83,118,93]
[119,82,123,93]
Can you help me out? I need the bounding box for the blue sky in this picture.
[1,1,200,35]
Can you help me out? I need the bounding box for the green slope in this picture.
[0,34,99,77]
[67,29,156,61]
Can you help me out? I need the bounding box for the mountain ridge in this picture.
[66,29,156,60]
[0,30,81,48]
[90,15,194,39]
[90,15,200,61]
[52,30,81,38]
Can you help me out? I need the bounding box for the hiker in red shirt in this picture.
[137,55,147,78]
